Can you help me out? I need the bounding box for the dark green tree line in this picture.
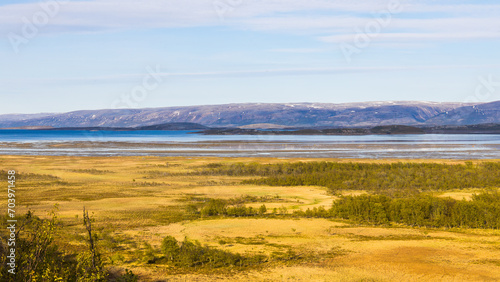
[328,191,500,228]
[198,161,500,194]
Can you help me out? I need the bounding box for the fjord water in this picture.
[0,130,499,159]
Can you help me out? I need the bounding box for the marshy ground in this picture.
[1,155,499,281]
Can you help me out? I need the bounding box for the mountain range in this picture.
[0,101,499,128]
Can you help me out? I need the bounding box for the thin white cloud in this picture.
[320,32,500,43]
[1,0,500,33]
[268,48,327,53]
[4,64,500,85]
[0,0,220,34]
[240,16,500,34]
[1,0,500,50]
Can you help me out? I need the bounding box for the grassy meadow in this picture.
[1,155,500,281]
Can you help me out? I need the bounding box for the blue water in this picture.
[0,130,499,159]
[0,129,499,143]
[0,130,204,142]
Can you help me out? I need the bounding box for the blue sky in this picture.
[1,0,499,114]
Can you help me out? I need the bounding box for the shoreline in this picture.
[1,123,500,135]
[2,154,499,163]
[1,139,499,159]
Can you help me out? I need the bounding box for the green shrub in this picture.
[160,236,244,268]
[116,269,138,282]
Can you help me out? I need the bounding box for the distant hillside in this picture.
[425,101,500,125]
[0,113,56,122]
[238,123,292,129]
[199,124,500,135]
[0,101,498,128]
[136,122,207,130]
[0,126,55,130]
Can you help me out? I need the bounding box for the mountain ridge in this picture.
[0,101,497,128]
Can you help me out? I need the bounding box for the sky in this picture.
[1,0,499,114]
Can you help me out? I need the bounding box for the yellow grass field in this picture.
[1,155,500,281]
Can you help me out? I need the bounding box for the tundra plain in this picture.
[1,155,500,281]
